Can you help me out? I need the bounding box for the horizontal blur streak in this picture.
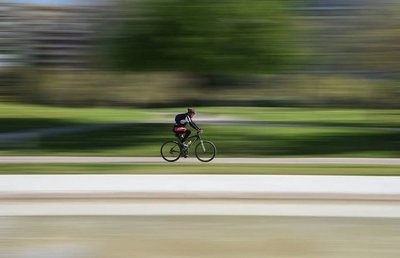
[1,216,400,258]
[0,0,399,107]
[0,104,399,157]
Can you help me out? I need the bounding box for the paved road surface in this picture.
[1,175,399,217]
[1,119,399,256]
[1,175,399,257]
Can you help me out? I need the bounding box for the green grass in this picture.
[0,163,399,175]
[0,102,161,132]
[2,103,400,133]
[190,107,400,128]
[1,124,399,157]
[1,103,399,157]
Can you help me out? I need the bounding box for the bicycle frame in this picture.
[183,131,205,152]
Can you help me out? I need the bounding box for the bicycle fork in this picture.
[200,140,206,152]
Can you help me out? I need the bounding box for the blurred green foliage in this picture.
[3,2,400,108]
[5,70,399,108]
[103,0,294,74]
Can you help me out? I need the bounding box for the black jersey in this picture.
[174,113,200,130]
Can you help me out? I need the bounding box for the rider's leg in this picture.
[181,131,191,158]
[182,129,191,143]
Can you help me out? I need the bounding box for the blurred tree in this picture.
[102,0,295,77]
[309,3,400,77]
[351,7,400,77]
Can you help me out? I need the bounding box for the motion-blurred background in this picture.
[1,2,400,258]
[0,0,399,157]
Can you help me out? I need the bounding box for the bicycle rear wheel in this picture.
[195,140,216,162]
[160,141,182,162]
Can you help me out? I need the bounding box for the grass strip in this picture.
[0,163,399,176]
[1,124,399,157]
[0,102,160,132]
[2,103,400,132]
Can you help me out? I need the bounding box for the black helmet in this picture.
[187,108,196,114]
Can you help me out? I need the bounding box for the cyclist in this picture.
[173,108,201,156]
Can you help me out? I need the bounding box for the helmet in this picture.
[187,108,196,114]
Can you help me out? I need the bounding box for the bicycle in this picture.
[160,130,216,162]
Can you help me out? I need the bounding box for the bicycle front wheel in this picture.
[160,141,182,162]
[195,140,216,162]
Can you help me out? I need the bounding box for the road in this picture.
[1,175,399,217]
[1,174,399,257]
[1,156,400,164]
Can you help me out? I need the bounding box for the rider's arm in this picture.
[187,115,201,131]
